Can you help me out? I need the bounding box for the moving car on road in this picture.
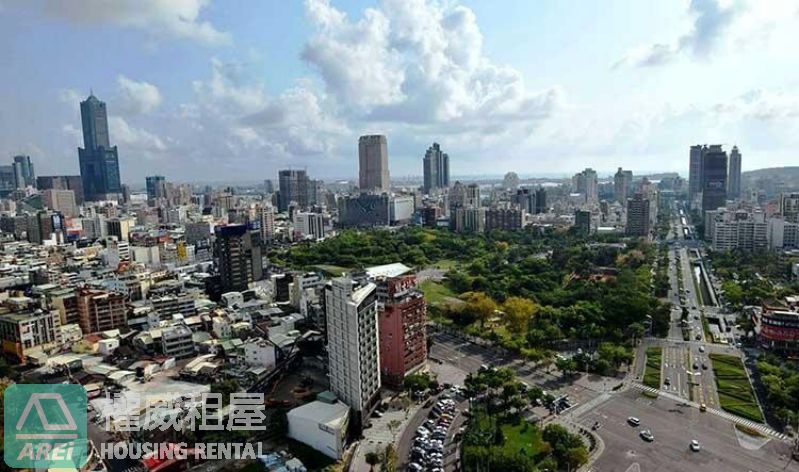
[640,429,655,442]
[628,417,641,426]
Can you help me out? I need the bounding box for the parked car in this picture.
[639,429,655,442]
[628,417,641,426]
[690,440,701,452]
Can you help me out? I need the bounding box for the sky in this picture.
[1,0,798,184]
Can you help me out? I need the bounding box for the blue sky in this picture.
[1,0,798,184]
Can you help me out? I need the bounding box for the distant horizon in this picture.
[115,165,799,189]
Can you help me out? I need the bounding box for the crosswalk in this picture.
[630,383,788,441]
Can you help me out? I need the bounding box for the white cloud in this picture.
[192,58,266,113]
[57,88,82,105]
[117,76,162,114]
[180,60,349,169]
[301,0,560,132]
[61,124,82,146]
[109,116,167,153]
[302,1,404,109]
[617,0,799,68]
[16,0,229,46]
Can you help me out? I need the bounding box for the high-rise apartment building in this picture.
[376,275,427,388]
[278,169,310,212]
[535,188,547,214]
[37,175,84,204]
[78,94,122,201]
[42,189,78,218]
[450,207,486,233]
[76,288,127,334]
[485,208,524,232]
[325,277,381,427]
[259,205,276,242]
[215,224,263,293]
[422,143,450,194]
[626,193,651,237]
[358,135,390,193]
[614,167,633,204]
[12,155,35,188]
[573,168,598,204]
[293,211,325,241]
[704,209,767,252]
[512,188,535,214]
[701,145,728,215]
[689,144,704,202]
[779,193,799,223]
[574,209,592,235]
[727,146,742,199]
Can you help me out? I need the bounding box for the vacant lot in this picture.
[709,354,763,423]
[643,347,662,389]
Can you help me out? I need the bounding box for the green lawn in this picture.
[643,347,662,389]
[466,409,546,458]
[431,259,460,271]
[313,264,350,277]
[419,280,459,305]
[709,354,764,423]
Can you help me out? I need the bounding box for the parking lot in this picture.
[575,389,798,472]
[405,392,465,472]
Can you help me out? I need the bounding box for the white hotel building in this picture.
[325,277,381,428]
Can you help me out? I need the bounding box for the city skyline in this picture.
[1,1,799,182]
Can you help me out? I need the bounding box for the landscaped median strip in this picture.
[708,354,764,423]
[629,383,787,441]
[643,347,662,389]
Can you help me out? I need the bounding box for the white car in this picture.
[690,440,701,452]
[699,345,706,353]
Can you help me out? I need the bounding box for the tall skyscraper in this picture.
[727,146,742,199]
[701,145,728,215]
[78,94,121,201]
[422,142,450,194]
[614,167,633,204]
[146,175,167,201]
[688,145,704,201]
[358,135,390,193]
[0,166,16,196]
[325,277,381,427]
[535,187,547,214]
[215,224,263,292]
[12,155,35,188]
[278,169,310,212]
[512,188,535,214]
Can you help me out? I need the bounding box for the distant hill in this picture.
[742,167,799,180]
[742,167,799,196]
